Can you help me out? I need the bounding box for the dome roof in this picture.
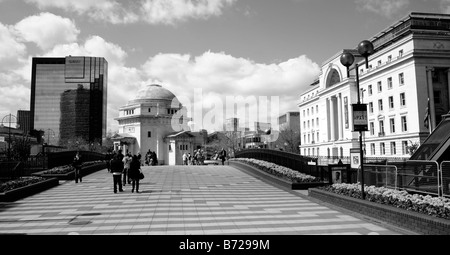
[130,84,177,103]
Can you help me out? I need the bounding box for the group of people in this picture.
[182,148,227,165]
[107,150,142,194]
[144,150,158,166]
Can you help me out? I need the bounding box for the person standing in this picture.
[137,152,142,166]
[182,152,188,165]
[220,148,227,165]
[122,153,132,186]
[72,151,83,183]
[110,154,124,193]
[129,155,141,193]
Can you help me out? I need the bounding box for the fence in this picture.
[358,160,448,198]
[316,156,409,166]
[234,149,328,181]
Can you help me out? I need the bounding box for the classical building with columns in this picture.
[298,12,450,159]
[113,84,206,165]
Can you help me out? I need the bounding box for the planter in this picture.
[0,177,59,202]
[308,188,450,235]
[229,161,326,190]
[32,162,107,180]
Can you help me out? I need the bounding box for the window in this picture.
[378,60,382,66]
[303,110,305,117]
[308,134,310,143]
[307,109,310,116]
[378,99,383,111]
[311,107,314,115]
[378,81,382,92]
[316,118,319,126]
[317,132,319,142]
[148,108,151,112]
[399,73,404,85]
[312,119,315,128]
[371,143,376,155]
[387,77,392,89]
[399,50,403,58]
[379,120,385,134]
[316,105,318,113]
[148,131,152,138]
[402,141,408,155]
[391,142,397,155]
[307,120,310,129]
[380,143,385,155]
[368,85,372,95]
[303,121,306,129]
[390,118,395,133]
[369,64,372,69]
[400,93,406,106]
[369,102,374,113]
[389,96,394,109]
[401,116,408,132]
[370,122,375,135]
[388,55,392,62]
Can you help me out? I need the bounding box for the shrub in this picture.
[230,158,320,183]
[320,183,450,220]
[0,176,46,193]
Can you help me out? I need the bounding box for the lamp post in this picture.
[1,114,18,161]
[340,40,374,200]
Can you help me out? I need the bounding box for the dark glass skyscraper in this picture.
[30,56,108,145]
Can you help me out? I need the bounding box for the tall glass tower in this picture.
[30,56,108,146]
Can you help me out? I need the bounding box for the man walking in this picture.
[110,154,124,193]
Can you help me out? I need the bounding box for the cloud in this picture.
[355,0,410,18]
[14,12,80,50]
[142,51,320,131]
[25,0,237,25]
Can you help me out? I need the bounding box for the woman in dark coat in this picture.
[128,155,141,193]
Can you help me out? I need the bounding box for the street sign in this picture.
[352,103,368,131]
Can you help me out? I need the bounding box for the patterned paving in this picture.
[0,165,410,235]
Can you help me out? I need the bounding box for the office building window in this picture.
[390,118,395,133]
[389,96,394,109]
[303,110,305,117]
[387,77,392,89]
[377,60,382,66]
[400,93,406,106]
[379,120,384,134]
[316,105,318,113]
[378,99,383,111]
[399,73,404,85]
[311,107,314,115]
[307,109,309,116]
[401,116,408,132]
[402,141,408,155]
[391,142,396,155]
[380,143,385,155]
[316,118,319,126]
[312,119,315,128]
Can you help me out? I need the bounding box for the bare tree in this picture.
[273,128,300,153]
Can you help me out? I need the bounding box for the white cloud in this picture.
[142,51,320,131]
[0,23,27,71]
[25,0,236,25]
[14,12,80,50]
[141,0,237,25]
[355,0,410,18]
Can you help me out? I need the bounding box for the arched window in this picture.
[326,68,341,88]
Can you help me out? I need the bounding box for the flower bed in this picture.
[319,183,450,220]
[230,158,320,183]
[0,176,59,202]
[32,161,107,180]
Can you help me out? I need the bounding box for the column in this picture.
[327,98,331,141]
[427,67,436,130]
[447,69,450,110]
[337,93,343,140]
[330,96,336,141]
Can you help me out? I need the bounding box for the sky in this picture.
[1,0,450,134]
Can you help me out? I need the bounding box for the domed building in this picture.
[113,84,206,165]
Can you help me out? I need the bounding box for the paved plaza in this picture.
[0,165,416,235]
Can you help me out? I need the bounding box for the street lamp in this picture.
[0,114,19,161]
[340,40,374,200]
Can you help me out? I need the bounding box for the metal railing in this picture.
[360,164,398,190]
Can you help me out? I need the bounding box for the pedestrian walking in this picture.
[182,152,188,165]
[122,153,132,185]
[72,151,83,183]
[220,148,227,165]
[110,154,124,193]
[129,155,141,193]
